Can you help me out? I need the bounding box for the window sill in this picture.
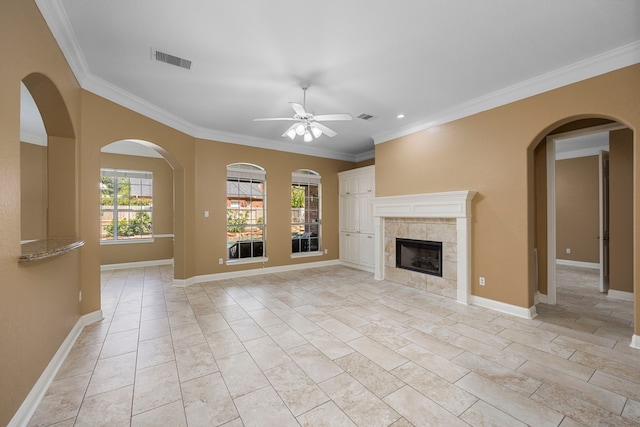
[291,251,324,259]
[226,256,269,266]
[100,238,155,245]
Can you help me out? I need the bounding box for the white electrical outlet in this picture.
[324,249,328,254]
[79,291,82,302]
[204,210,209,218]
[566,248,571,254]
[218,258,223,265]
[479,277,485,286]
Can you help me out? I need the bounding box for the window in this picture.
[291,169,321,254]
[226,163,266,260]
[100,169,153,241]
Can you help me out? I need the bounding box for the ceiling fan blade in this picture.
[311,122,337,137]
[253,117,296,121]
[289,102,307,117]
[313,113,352,121]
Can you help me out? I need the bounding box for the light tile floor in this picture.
[28,264,639,426]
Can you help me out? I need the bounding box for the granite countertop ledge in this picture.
[19,238,85,263]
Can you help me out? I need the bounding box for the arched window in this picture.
[227,163,266,261]
[291,169,321,255]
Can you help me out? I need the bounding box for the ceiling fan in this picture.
[254,87,352,142]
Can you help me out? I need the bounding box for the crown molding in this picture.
[35,0,90,85]
[36,0,360,163]
[87,73,360,162]
[354,149,375,163]
[372,40,640,145]
[37,0,639,161]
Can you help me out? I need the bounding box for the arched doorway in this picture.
[99,140,177,268]
[532,117,634,341]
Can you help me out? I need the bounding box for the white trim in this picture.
[36,0,640,162]
[546,136,558,305]
[225,256,269,266]
[173,259,340,287]
[291,251,324,259]
[599,149,606,293]
[100,258,173,271]
[536,291,548,304]
[470,295,538,320]
[545,123,625,305]
[607,289,634,302]
[631,335,640,350]
[372,41,640,145]
[556,259,600,269]
[34,0,90,86]
[100,238,155,245]
[555,146,608,161]
[372,191,476,305]
[152,234,174,239]
[354,149,375,163]
[339,260,374,273]
[9,310,103,427]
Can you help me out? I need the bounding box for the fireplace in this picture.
[372,191,476,304]
[396,238,442,277]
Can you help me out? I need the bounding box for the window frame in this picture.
[100,168,154,244]
[291,169,322,258]
[226,163,268,264]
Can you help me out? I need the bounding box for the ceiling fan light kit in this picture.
[254,87,352,142]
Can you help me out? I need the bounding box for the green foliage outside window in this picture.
[291,186,305,208]
[227,209,249,233]
[104,212,152,238]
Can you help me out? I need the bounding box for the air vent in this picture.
[153,49,192,70]
[357,113,375,121]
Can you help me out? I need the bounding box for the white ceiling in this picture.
[28,0,640,161]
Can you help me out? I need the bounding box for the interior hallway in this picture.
[28,264,639,426]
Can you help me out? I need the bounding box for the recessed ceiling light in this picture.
[397,113,405,119]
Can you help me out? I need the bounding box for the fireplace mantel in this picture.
[372,191,475,219]
[372,191,476,304]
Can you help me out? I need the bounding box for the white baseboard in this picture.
[631,335,640,350]
[9,310,103,427]
[470,295,538,319]
[607,289,634,302]
[173,259,341,287]
[101,258,173,271]
[556,259,600,269]
[536,291,548,304]
[339,260,375,273]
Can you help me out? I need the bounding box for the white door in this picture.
[599,150,610,293]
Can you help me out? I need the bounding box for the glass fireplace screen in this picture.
[396,238,443,277]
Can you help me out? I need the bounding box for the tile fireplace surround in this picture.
[372,191,476,305]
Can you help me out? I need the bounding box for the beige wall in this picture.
[1,1,82,424]
[555,156,600,264]
[100,153,174,265]
[375,64,640,310]
[2,1,640,424]
[193,140,353,276]
[610,129,634,293]
[20,142,48,240]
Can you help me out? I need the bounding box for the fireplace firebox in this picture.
[396,238,443,277]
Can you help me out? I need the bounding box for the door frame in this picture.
[545,122,625,304]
